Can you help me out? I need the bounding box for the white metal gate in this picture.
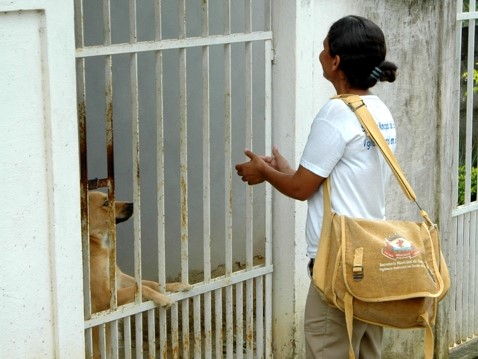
[75,1,273,357]
[450,0,478,349]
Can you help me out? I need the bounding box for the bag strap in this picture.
[334,94,434,226]
[335,94,415,200]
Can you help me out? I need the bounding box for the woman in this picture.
[235,15,398,358]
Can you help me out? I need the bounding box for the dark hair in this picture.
[327,15,398,89]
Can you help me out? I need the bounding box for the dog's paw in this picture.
[172,283,193,292]
[156,295,174,308]
[166,282,193,293]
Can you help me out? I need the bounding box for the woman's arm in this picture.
[235,147,325,201]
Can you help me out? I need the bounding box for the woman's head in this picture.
[325,15,397,89]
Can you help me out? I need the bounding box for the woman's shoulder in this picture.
[317,97,350,118]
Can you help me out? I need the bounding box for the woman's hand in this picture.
[263,145,294,174]
[235,148,268,185]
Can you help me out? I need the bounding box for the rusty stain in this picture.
[171,344,179,358]
[105,101,115,181]
[180,174,188,228]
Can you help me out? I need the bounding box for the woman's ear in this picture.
[332,55,341,71]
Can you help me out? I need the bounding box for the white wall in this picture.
[0,1,84,357]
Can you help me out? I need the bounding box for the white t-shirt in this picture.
[300,95,397,258]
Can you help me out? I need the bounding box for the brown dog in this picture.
[87,190,191,313]
[88,191,192,356]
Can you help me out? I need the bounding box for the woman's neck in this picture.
[332,76,372,96]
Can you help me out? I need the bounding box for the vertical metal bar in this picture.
[255,277,264,358]
[474,212,478,335]
[178,0,189,281]
[193,296,202,359]
[99,324,107,358]
[235,282,244,359]
[264,36,273,359]
[129,4,145,356]
[449,216,457,343]
[224,2,234,354]
[244,0,253,270]
[134,313,143,358]
[202,2,212,357]
[204,291,212,359]
[159,308,168,358]
[74,0,95,355]
[202,0,211,284]
[123,317,132,359]
[244,2,254,357]
[154,1,169,356]
[225,285,233,358]
[148,309,156,358]
[215,289,223,359]
[470,211,477,336]
[178,1,190,357]
[223,1,232,273]
[456,215,464,341]
[129,0,143,304]
[464,11,476,204]
[171,305,179,359]
[103,0,119,355]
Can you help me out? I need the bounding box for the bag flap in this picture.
[338,215,445,301]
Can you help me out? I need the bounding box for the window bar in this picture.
[235,282,244,359]
[171,305,180,359]
[202,1,212,358]
[224,0,234,355]
[204,290,212,359]
[75,0,94,356]
[244,1,254,357]
[464,1,476,205]
[123,316,132,359]
[193,296,202,359]
[255,277,264,358]
[147,309,156,358]
[214,288,223,358]
[469,212,477,335]
[103,0,119,356]
[129,0,142,302]
[128,0,145,355]
[154,1,170,357]
[178,1,190,357]
[98,324,107,358]
[264,37,273,359]
[474,212,478,334]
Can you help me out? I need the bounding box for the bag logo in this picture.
[382,235,420,260]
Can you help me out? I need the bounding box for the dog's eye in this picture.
[103,200,109,207]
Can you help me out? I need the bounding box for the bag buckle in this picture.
[353,266,364,281]
[353,247,364,281]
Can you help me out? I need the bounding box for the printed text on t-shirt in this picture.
[363,122,396,150]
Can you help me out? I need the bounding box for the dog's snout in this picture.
[125,202,133,216]
[115,202,134,224]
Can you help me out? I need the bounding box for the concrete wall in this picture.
[0,1,84,358]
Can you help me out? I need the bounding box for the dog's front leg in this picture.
[117,285,174,308]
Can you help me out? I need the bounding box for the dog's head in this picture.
[88,191,133,236]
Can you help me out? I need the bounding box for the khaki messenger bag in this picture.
[313,94,450,359]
